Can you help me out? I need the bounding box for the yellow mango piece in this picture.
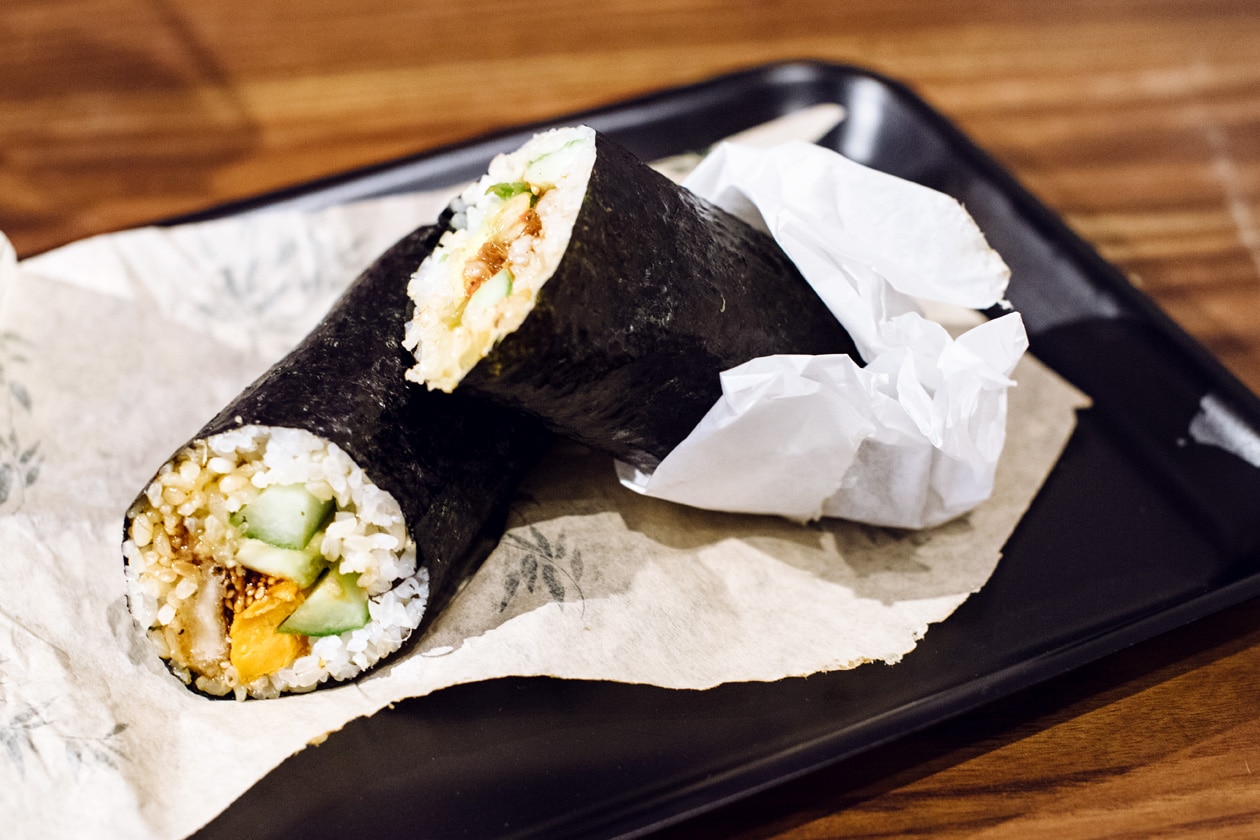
[229,580,306,684]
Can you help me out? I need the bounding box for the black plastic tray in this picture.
[191,61,1260,840]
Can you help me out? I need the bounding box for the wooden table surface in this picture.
[4,1,1259,837]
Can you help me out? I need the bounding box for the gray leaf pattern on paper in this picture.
[499,526,585,613]
[61,722,128,772]
[0,331,42,513]
[182,223,371,354]
[0,659,128,778]
[0,700,48,777]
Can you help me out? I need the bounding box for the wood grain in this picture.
[2,2,1259,837]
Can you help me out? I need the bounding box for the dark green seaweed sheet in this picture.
[458,131,861,472]
[128,226,552,653]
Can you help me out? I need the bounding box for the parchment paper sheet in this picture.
[0,190,1084,838]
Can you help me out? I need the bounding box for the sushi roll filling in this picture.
[462,188,540,297]
[405,125,597,392]
[123,426,427,699]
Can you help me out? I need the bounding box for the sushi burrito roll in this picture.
[122,226,552,700]
[403,125,861,472]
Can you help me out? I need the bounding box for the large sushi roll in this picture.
[403,125,861,472]
[122,226,552,699]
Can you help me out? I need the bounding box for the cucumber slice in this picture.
[485,181,533,201]
[278,567,370,637]
[235,532,328,588]
[232,484,332,549]
[523,139,582,186]
[464,268,513,320]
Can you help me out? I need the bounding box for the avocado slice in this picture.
[278,567,370,637]
[232,484,332,550]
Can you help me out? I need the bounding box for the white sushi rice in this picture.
[404,124,597,392]
[123,425,428,700]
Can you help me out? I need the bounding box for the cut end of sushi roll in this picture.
[403,125,597,392]
[122,426,428,700]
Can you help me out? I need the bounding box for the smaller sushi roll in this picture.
[123,227,551,699]
[404,126,860,472]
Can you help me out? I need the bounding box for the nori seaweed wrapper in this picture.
[455,131,862,472]
[135,225,552,636]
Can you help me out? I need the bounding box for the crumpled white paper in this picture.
[619,142,1028,528]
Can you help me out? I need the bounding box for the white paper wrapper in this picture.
[619,142,1028,528]
[0,137,1084,839]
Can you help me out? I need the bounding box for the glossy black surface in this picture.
[191,62,1260,840]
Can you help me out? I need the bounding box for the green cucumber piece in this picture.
[232,484,332,549]
[464,268,513,319]
[234,532,328,588]
[523,139,582,186]
[485,181,533,201]
[278,567,370,637]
